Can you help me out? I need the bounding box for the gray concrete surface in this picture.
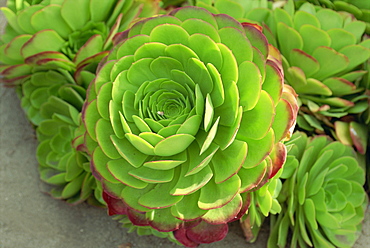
[0,0,369,247]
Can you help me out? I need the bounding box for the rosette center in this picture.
[61,21,107,58]
[136,78,193,122]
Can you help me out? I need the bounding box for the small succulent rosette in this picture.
[81,6,297,246]
[191,1,370,136]
[36,83,104,206]
[271,0,370,133]
[18,50,107,127]
[21,57,106,206]
[268,131,368,248]
[294,0,370,34]
[18,69,74,126]
[0,0,159,84]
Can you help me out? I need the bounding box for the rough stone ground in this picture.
[0,1,369,247]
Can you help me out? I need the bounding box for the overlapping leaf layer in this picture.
[0,0,159,84]
[294,0,370,34]
[0,0,160,207]
[268,132,368,248]
[192,0,370,160]
[36,83,105,206]
[82,6,297,246]
[2,1,368,247]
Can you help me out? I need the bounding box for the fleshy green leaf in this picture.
[182,18,220,43]
[150,24,189,46]
[311,46,349,80]
[293,10,320,30]
[272,99,294,142]
[21,30,65,58]
[125,133,155,156]
[154,134,195,156]
[277,22,303,58]
[327,29,356,51]
[143,158,185,171]
[238,90,274,140]
[121,184,154,212]
[60,0,90,31]
[299,24,331,55]
[129,166,174,184]
[339,45,370,72]
[239,159,267,192]
[107,159,148,189]
[243,129,274,169]
[211,140,247,184]
[31,5,71,38]
[198,175,241,210]
[96,119,121,159]
[262,61,283,106]
[237,61,261,110]
[92,147,120,183]
[139,179,183,209]
[171,160,213,196]
[171,190,206,221]
[322,77,355,96]
[202,193,242,224]
[186,142,219,176]
[316,8,343,31]
[219,26,253,64]
[110,136,148,168]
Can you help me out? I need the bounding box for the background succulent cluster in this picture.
[0,0,369,247]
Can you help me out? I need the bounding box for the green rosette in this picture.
[19,69,74,125]
[82,6,297,247]
[192,0,370,149]
[36,83,104,206]
[17,50,105,126]
[270,0,370,134]
[0,0,159,84]
[294,0,370,34]
[268,131,368,248]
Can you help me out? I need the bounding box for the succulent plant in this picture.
[22,53,105,205]
[270,1,370,132]
[268,131,368,248]
[294,0,370,34]
[190,1,370,136]
[36,83,104,206]
[0,0,159,84]
[17,50,106,126]
[81,6,297,246]
[5,22,108,204]
[19,69,74,125]
[193,0,369,131]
